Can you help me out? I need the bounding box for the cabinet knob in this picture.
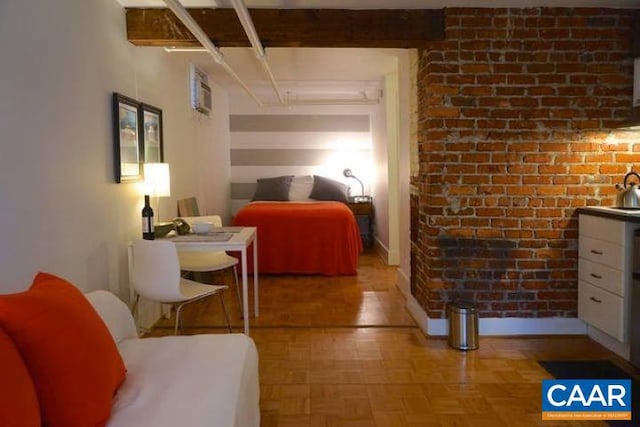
[590,249,604,255]
[589,296,602,304]
[589,273,603,279]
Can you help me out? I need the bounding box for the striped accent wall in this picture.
[230,114,372,215]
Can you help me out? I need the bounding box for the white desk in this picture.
[167,227,258,335]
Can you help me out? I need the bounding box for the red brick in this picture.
[558,87,588,96]
[522,176,552,185]
[527,86,556,96]
[446,75,476,85]
[585,153,614,162]
[459,40,491,50]
[461,86,494,96]
[507,75,537,85]
[461,63,492,74]
[478,97,511,107]
[553,176,581,185]
[477,75,507,85]
[477,119,508,129]
[599,164,629,174]
[510,98,540,107]
[537,74,567,84]
[491,109,520,119]
[427,107,460,118]
[461,108,490,118]
[462,153,491,163]
[492,175,522,184]
[615,153,640,163]
[478,185,506,195]
[496,88,526,97]
[477,142,508,151]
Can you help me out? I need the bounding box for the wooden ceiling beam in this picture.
[125,8,444,48]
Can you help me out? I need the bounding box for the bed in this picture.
[232,201,362,276]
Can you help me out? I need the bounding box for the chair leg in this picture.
[132,294,140,320]
[175,303,184,336]
[219,292,232,333]
[232,266,242,316]
[178,305,185,335]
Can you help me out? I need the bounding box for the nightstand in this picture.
[347,198,374,248]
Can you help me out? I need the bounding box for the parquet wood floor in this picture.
[147,250,635,427]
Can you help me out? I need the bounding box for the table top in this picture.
[165,226,256,250]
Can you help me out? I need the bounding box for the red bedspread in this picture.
[232,202,362,276]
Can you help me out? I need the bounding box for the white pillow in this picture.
[288,175,314,201]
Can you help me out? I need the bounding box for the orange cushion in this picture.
[0,273,126,427]
[0,327,40,427]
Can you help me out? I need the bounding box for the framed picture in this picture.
[112,93,143,183]
[140,103,163,163]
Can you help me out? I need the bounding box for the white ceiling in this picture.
[169,47,405,94]
[118,0,640,101]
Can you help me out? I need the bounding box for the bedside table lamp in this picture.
[343,168,364,197]
[143,162,171,221]
[343,168,372,203]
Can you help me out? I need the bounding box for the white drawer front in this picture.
[579,214,627,245]
[578,281,625,342]
[578,257,625,296]
[578,236,624,270]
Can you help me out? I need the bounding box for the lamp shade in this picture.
[143,163,171,197]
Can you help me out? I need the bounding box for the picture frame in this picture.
[140,103,164,163]
[112,93,143,183]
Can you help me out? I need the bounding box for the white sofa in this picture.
[85,290,260,427]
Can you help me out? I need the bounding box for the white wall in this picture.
[372,52,411,267]
[0,0,230,299]
[397,50,416,293]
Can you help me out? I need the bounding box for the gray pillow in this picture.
[252,175,294,201]
[309,175,350,203]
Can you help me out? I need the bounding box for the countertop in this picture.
[577,206,640,223]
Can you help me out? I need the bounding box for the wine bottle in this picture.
[142,195,155,240]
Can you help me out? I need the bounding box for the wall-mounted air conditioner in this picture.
[190,64,212,116]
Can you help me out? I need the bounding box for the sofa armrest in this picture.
[85,290,138,344]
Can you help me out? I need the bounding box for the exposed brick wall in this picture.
[413,7,637,320]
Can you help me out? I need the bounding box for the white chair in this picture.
[130,239,231,335]
[178,213,242,312]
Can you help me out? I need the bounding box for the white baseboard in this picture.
[405,293,588,337]
[373,238,400,266]
[374,237,389,262]
[387,249,400,266]
[406,292,430,336]
[396,267,410,297]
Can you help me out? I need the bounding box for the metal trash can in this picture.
[447,301,479,351]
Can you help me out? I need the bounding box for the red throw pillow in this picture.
[0,327,40,427]
[0,273,126,427]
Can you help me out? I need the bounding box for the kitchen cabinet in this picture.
[578,213,638,343]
